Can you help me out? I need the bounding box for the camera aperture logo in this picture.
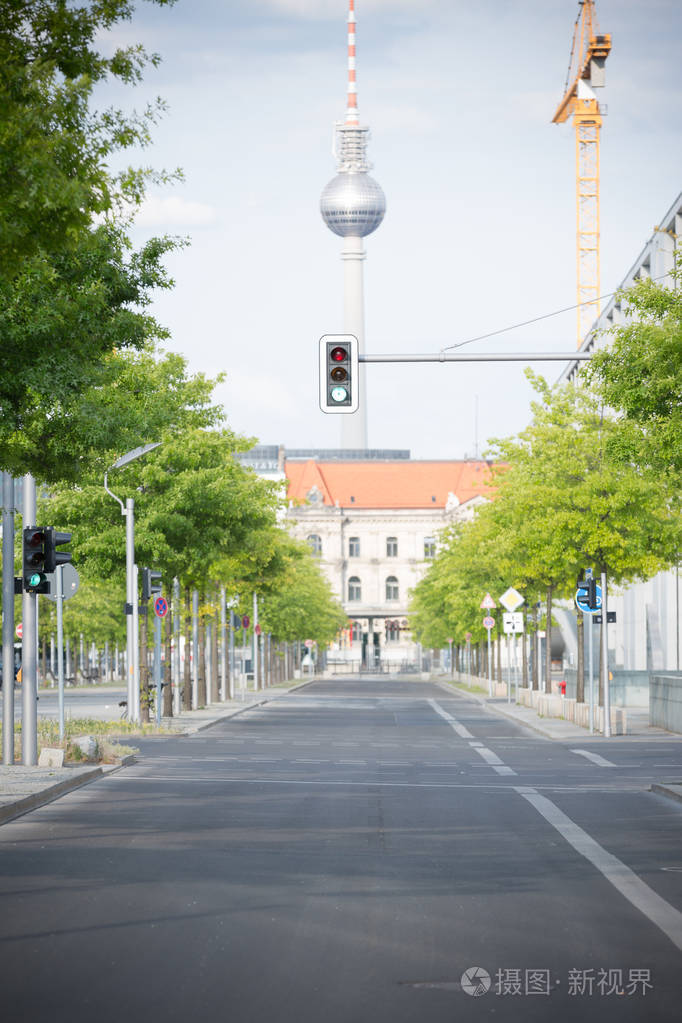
[461,967,491,997]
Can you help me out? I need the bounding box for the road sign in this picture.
[154,596,168,619]
[465,632,472,642]
[255,624,262,636]
[500,587,524,612]
[593,611,616,625]
[44,564,80,603]
[480,593,496,610]
[503,612,524,634]
[575,583,602,615]
[304,639,314,648]
[482,615,495,630]
[242,615,250,629]
[16,623,22,639]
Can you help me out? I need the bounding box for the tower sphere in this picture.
[320,172,386,238]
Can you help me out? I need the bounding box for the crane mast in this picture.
[553,1,611,347]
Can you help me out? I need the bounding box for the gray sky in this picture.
[102,0,682,458]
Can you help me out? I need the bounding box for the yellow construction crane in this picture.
[552,1,611,346]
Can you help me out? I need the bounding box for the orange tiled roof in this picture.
[285,460,493,509]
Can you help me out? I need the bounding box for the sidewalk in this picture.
[0,679,314,826]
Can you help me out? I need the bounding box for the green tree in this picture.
[0,0,181,480]
[585,258,682,477]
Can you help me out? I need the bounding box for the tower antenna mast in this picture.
[321,1,386,450]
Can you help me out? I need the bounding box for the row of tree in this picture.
[409,265,682,703]
[0,2,348,694]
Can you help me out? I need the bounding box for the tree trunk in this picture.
[531,603,539,690]
[197,616,207,707]
[163,608,173,717]
[140,609,150,723]
[211,601,219,703]
[545,585,553,694]
[183,588,192,711]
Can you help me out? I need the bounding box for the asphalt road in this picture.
[0,677,681,1022]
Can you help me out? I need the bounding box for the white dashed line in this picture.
[427,699,474,739]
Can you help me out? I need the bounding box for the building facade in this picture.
[285,458,492,668]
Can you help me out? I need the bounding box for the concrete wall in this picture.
[649,674,682,734]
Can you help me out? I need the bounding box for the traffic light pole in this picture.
[56,565,65,741]
[2,472,15,765]
[125,498,137,723]
[358,352,594,363]
[22,474,38,765]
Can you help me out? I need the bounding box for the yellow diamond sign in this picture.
[499,587,524,612]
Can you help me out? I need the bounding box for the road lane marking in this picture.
[571,749,617,768]
[469,741,484,748]
[474,747,504,766]
[493,765,517,776]
[427,699,474,739]
[515,786,682,953]
[335,760,367,765]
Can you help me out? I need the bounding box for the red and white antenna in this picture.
[346,0,359,125]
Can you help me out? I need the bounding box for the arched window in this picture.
[386,536,398,557]
[348,536,360,557]
[385,619,400,643]
[306,534,322,557]
[424,537,436,559]
[348,577,361,602]
[351,620,363,641]
[386,576,399,601]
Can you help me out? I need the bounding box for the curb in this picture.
[651,782,682,806]
[0,766,104,827]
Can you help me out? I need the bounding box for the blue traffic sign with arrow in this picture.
[575,584,602,614]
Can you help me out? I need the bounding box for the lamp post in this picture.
[104,443,160,724]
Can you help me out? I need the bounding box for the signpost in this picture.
[154,596,168,618]
[480,593,496,610]
[576,572,600,735]
[15,623,22,640]
[482,616,495,696]
[499,587,524,612]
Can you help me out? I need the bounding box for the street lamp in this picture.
[104,443,160,723]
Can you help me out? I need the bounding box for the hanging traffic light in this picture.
[319,334,359,414]
[22,527,50,594]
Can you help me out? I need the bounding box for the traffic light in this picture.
[22,527,50,594]
[141,568,162,602]
[319,334,359,414]
[44,528,72,573]
[586,577,598,610]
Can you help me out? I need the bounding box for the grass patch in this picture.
[1,717,170,764]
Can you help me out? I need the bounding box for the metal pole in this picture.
[22,474,38,765]
[601,570,611,737]
[506,634,512,704]
[2,472,15,765]
[192,589,199,708]
[487,628,493,697]
[588,611,594,735]
[125,497,135,720]
[229,610,235,699]
[253,593,259,691]
[173,578,181,715]
[132,563,140,723]
[359,351,595,363]
[220,587,227,701]
[154,609,162,726]
[56,565,65,741]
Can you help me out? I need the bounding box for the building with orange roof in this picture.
[284,456,493,669]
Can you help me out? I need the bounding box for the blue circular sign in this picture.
[575,584,602,615]
[154,596,168,618]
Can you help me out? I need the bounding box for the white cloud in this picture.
[136,195,218,229]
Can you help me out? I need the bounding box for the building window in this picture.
[386,536,398,557]
[385,619,400,643]
[348,577,361,602]
[386,576,399,601]
[424,537,436,559]
[306,534,322,557]
[349,536,360,557]
[351,621,362,642]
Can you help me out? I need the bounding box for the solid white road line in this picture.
[428,699,474,739]
[571,749,617,768]
[515,786,682,953]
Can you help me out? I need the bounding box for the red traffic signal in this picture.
[319,335,359,414]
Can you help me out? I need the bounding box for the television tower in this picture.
[320,0,386,450]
